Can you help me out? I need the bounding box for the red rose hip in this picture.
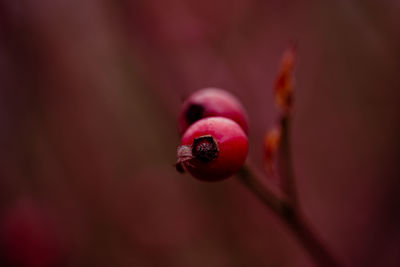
[176,117,248,181]
[179,88,249,135]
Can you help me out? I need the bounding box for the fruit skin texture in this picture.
[180,117,248,181]
[179,88,249,135]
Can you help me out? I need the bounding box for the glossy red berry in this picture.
[179,88,249,135]
[177,117,248,181]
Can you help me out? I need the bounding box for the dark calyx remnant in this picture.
[185,103,205,125]
[192,135,219,163]
[176,135,219,174]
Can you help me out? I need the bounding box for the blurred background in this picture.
[0,0,400,266]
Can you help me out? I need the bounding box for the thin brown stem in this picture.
[237,165,285,215]
[283,208,341,267]
[279,116,298,204]
[237,165,341,267]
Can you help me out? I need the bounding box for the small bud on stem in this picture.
[275,45,297,114]
[264,125,282,176]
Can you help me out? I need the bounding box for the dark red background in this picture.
[1,0,399,266]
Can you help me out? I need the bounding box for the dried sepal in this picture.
[175,162,186,173]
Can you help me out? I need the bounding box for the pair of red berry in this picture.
[176,88,249,181]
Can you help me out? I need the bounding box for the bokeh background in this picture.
[1,0,400,266]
